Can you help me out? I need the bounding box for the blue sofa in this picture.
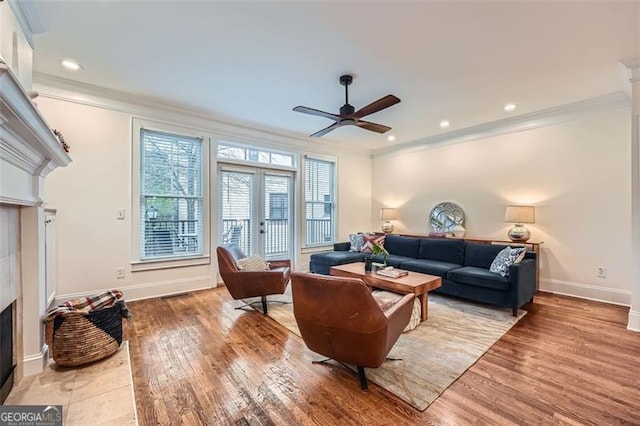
[309,235,536,316]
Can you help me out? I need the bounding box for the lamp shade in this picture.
[504,205,535,224]
[380,208,398,221]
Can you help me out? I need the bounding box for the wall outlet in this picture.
[116,267,125,279]
[117,209,125,220]
[597,266,607,278]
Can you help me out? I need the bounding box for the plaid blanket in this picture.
[45,289,131,321]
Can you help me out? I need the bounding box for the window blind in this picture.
[140,129,203,259]
[219,170,253,255]
[304,157,335,246]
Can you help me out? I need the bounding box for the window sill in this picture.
[131,255,211,272]
[301,245,334,255]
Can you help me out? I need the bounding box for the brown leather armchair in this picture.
[291,272,414,390]
[216,244,291,315]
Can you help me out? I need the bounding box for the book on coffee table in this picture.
[376,268,409,279]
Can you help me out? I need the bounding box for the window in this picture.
[304,157,335,246]
[140,129,204,260]
[217,142,295,168]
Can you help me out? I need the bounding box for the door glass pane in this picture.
[264,174,291,259]
[220,170,252,255]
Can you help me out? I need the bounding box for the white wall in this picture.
[372,108,631,305]
[36,80,630,306]
[37,92,372,301]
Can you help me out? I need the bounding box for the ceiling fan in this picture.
[293,74,401,137]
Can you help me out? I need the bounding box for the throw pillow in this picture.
[349,233,365,252]
[489,246,527,277]
[237,254,269,271]
[372,290,421,332]
[361,234,386,254]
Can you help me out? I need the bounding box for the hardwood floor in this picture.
[124,288,640,425]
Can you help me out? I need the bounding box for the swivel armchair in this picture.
[217,244,291,315]
[291,272,414,390]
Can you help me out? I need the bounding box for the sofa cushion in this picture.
[400,259,462,278]
[334,242,351,251]
[372,254,415,268]
[464,243,509,269]
[489,246,527,277]
[418,238,465,264]
[447,266,510,291]
[385,235,421,258]
[309,251,364,265]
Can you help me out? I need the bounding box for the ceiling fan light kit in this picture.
[293,74,400,137]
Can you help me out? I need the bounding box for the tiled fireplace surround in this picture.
[0,205,20,403]
[0,63,71,397]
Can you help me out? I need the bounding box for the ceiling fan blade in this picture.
[310,122,341,137]
[355,120,392,134]
[353,95,401,119]
[293,106,340,121]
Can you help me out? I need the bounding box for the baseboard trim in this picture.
[539,278,631,306]
[628,310,640,332]
[22,346,47,377]
[54,276,214,305]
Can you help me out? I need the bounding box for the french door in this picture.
[218,165,294,261]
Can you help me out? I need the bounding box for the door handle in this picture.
[260,230,265,234]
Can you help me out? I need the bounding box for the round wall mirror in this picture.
[429,202,465,233]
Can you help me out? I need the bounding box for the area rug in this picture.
[238,291,525,411]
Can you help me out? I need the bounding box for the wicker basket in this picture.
[45,303,123,367]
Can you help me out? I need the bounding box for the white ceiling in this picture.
[25,1,639,150]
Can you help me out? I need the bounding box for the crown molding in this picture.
[372,92,630,159]
[32,73,368,158]
[33,73,630,162]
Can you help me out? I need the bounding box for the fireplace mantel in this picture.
[1,60,71,378]
[1,62,71,205]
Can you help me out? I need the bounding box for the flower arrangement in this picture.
[371,244,389,265]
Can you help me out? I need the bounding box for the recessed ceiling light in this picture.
[504,103,517,112]
[387,135,396,142]
[439,120,450,128]
[61,59,82,71]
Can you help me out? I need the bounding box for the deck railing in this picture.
[145,218,332,258]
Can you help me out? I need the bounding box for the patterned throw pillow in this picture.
[349,233,365,252]
[237,254,269,271]
[361,234,386,254]
[372,290,421,332]
[360,234,386,253]
[489,246,527,277]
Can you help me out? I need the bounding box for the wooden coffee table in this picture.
[330,262,442,321]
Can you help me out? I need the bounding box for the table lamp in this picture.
[504,205,535,242]
[380,208,398,233]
